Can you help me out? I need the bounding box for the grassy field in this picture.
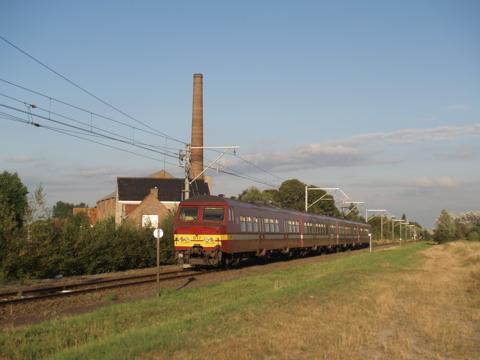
[1,242,479,359]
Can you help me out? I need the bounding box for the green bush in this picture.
[1,211,176,280]
[467,231,479,241]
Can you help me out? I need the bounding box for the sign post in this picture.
[368,233,372,253]
[153,228,164,296]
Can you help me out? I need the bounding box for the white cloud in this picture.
[346,124,480,145]
[447,104,472,111]
[4,155,37,163]
[435,148,474,161]
[412,176,459,189]
[227,124,480,173]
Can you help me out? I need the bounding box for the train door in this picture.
[300,215,304,248]
[336,222,339,245]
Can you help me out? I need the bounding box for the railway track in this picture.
[0,241,415,307]
[0,268,213,306]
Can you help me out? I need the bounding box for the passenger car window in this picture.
[179,207,198,221]
[240,216,246,232]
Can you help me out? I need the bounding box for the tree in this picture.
[433,209,456,243]
[238,187,265,203]
[453,211,480,240]
[0,171,28,261]
[262,189,280,206]
[53,201,87,219]
[236,179,341,216]
[278,179,305,211]
[343,203,364,222]
[27,184,51,221]
[0,171,29,229]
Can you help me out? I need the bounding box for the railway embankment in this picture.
[1,241,479,360]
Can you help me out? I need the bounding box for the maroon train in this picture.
[174,195,371,266]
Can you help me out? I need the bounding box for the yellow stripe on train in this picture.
[174,234,230,247]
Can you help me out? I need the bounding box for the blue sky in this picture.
[1,0,479,227]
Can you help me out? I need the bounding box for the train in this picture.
[173,195,371,267]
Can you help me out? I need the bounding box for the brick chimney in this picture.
[150,187,159,200]
[191,73,204,180]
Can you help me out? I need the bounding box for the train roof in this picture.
[180,195,370,227]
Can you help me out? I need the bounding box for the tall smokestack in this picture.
[191,73,204,180]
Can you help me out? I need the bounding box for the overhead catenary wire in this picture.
[0,34,186,144]
[0,91,180,157]
[0,78,184,147]
[1,107,278,188]
[1,109,280,189]
[0,102,180,160]
[191,156,278,188]
[0,112,183,168]
[204,148,284,187]
[227,151,284,182]
[0,36,290,192]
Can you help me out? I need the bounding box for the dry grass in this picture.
[169,242,480,360]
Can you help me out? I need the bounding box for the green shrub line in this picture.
[1,213,175,281]
[0,243,428,360]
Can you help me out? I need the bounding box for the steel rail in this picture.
[0,268,185,298]
[0,269,214,306]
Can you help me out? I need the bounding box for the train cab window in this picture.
[203,207,225,222]
[179,207,198,222]
[228,208,235,222]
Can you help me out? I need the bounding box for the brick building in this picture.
[95,170,211,227]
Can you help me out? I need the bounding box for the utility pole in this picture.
[305,187,342,212]
[391,216,396,241]
[365,209,387,240]
[379,215,383,241]
[181,144,239,200]
[305,186,362,216]
[180,144,192,200]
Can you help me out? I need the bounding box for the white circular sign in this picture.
[153,228,164,239]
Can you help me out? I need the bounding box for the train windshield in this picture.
[202,207,225,222]
[179,207,198,221]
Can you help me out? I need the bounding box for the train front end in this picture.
[174,197,228,267]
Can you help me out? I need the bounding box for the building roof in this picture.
[97,191,116,202]
[117,177,210,202]
[149,170,174,179]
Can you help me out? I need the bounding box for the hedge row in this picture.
[1,212,175,280]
